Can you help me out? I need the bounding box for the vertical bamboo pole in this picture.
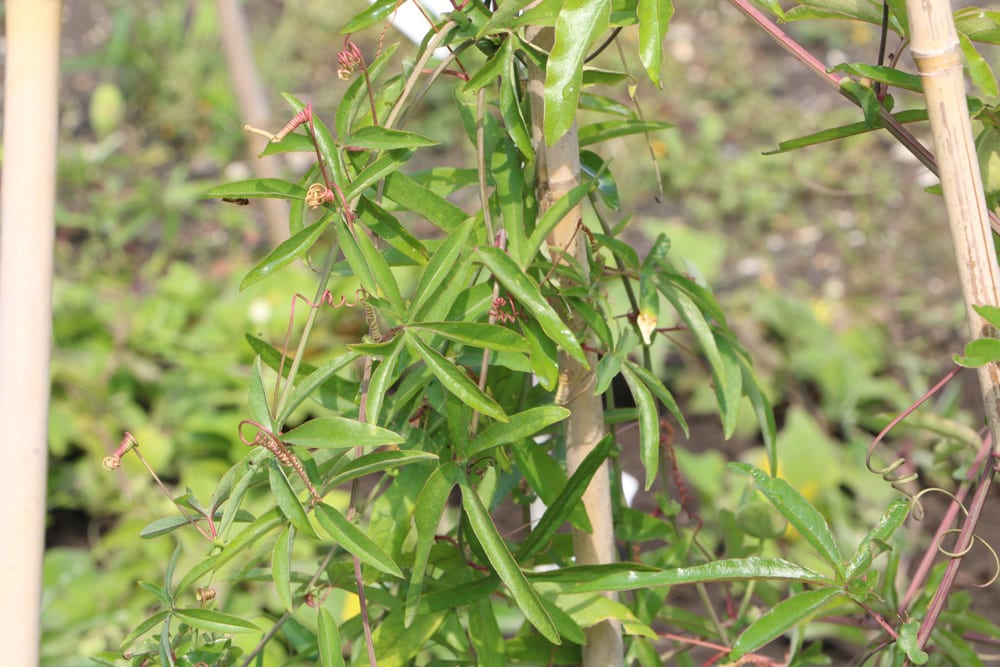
[216,0,287,246]
[0,1,62,664]
[903,3,1000,447]
[904,0,1000,650]
[525,27,623,667]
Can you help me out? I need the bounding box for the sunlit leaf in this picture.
[172,608,260,634]
[467,406,570,457]
[729,588,842,659]
[268,460,316,537]
[544,0,611,144]
[282,417,404,449]
[518,434,613,559]
[271,525,295,611]
[406,334,508,422]
[621,364,660,490]
[240,218,331,290]
[459,476,561,644]
[203,178,307,202]
[317,606,345,667]
[578,119,673,146]
[476,246,587,366]
[315,503,404,578]
[345,125,439,150]
[730,464,845,578]
[637,0,674,85]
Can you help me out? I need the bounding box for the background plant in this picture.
[39,1,1000,666]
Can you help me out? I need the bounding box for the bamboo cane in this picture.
[0,1,62,664]
[904,0,1000,651]
[525,26,623,667]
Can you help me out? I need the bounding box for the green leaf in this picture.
[499,53,534,160]
[465,35,514,93]
[405,464,459,626]
[406,333,508,422]
[534,557,834,591]
[317,607,345,667]
[840,78,882,128]
[467,406,571,457]
[578,119,673,146]
[325,449,438,489]
[954,337,1000,367]
[172,608,260,634]
[315,503,404,578]
[714,333,745,439]
[476,246,587,366]
[341,0,399,34]
[409,321,530,353]
[829,63,923,93]
[345,125,439,150]
[544,0,611,145]
[365,338,403,426]
[513,441,592,532]
[469,598,506,667]
[581,150,619,210]
[369,608,446,667]
[845,498,911,580]
[523,179,598,266]
[637,0,673,85]
[729,588,842,659]
[408,217,477,320]
[899,619,930,664]
[730,464,845,578]
[203,178,307,202]
[736,355,777,476]
[492,135,529,263]
[622,360,688,436]
[177,508,283,593]
[342,149,416,202]
[248,356,273,431]
[278,351,362,425]
[383,171,468,233]
[765,109,927,154]
[348,219,405,314]
[975,304,1000,328]
[356,196,429,264]
[620,363,660,490]
[240,217,331,290]
[657,280,730,410]
[480,0,537,33]
[268,460,316,537]
[120,610,170,652]
[282,94,345,184]
[956,7,1000,45]
[959,31,999,98]
[258,131,313,157]
[459,476,561,644]
[272,525,295,611]
[282,417,404,449]
[518,434,613,559]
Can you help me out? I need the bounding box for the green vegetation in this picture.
[46,1,1000,666]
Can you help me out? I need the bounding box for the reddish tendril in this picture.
[338,39,365,80]
[103,431,138,470]
[239,419,321,503]
[273,105,312,143]
[489,295,519,323]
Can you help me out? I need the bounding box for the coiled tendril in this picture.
[239,419,321,504]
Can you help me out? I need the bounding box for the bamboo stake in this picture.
[525,27,623,667]
[216,0,288,246]
[903,1,1000,450]
[0,1,62,664]
[904,0,1000,651]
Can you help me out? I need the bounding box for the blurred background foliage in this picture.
[38,0,994,663]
